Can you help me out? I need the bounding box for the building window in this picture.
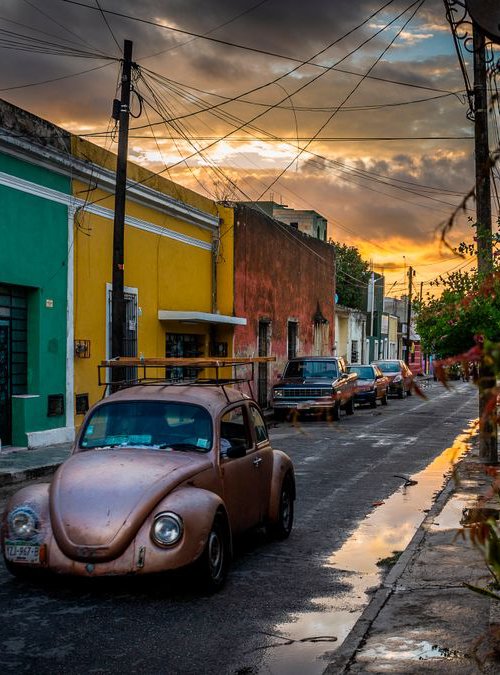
[351,340,359,364]
[166,333,204,380]
[287,321,298,360]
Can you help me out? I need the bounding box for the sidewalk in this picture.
[0,443,72,487]
[325,437,500,674]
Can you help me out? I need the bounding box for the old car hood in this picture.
[50,449,212,561]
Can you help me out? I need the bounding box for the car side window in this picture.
[220,406,252,456]
[249,406,268,444]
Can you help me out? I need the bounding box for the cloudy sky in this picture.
[1,0,492,296]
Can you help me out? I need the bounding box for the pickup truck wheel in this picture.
[273,409,286,422]
[345,397,355,415]
[269,475,294,540]
[195,515,230,593]
[370,398,377,408]
[332,402,340,421]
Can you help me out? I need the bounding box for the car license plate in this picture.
[5,541,40,564]
[297,402,311,410]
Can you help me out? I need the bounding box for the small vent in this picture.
[47,394,64,417]
[75,393,89,416]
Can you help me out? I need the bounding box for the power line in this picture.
[58,0,458,96]
[94,0,121,55]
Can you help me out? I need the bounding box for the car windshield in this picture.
[348,366,374,379]
[79,401,213,452]
[375,362,400,373]
[284,360,338,379]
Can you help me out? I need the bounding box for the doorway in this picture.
[258,320,270,408]
[0,285,28,446]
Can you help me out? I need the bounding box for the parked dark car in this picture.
[348,364,389,408]
[372,359,413,398]
[271,356,357,420]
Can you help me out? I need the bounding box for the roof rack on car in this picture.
[98,356,276,402]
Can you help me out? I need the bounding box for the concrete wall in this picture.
[233,204,335,401]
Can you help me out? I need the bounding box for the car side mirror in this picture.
[226,443,247,459]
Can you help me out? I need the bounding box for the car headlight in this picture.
[151,512,183,547]
[393,374,402,383]
[274,389,284,398]
[8,507,38,541]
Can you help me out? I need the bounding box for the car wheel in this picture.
[369,397,377,408]
[273,409,286,422]
[381,391,388,405]
[332,402,340,421]
[397,387,405,399]
[196,515,230,593]
[269,475,294,540]
[345,398,355,415]
[406,385,412,397]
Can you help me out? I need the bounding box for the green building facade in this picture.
[0,149,72,447]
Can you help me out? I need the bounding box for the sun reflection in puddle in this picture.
[358,635,465,661]
[257,420,477,675]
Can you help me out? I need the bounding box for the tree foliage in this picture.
[416,267,500,358]
[332,242,370,310]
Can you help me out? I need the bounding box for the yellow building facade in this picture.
[71,137,241,429]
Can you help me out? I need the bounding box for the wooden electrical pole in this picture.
[405,266,413,365]
[473,22,497,463]
[111,40,133,384]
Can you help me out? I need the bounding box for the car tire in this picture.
[332,402,340,421]
[269,475,294,540]
[381,391,388,405]
[369,398,377,408]
[406,386,412,397]
[345,398,355,415]
[273,409,286,422]
[397,387,405,399]
[195,515,230,593]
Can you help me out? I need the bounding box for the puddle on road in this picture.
[256,420,477,675]
[358,634,466,662]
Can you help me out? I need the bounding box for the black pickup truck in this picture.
[271,356,357,420]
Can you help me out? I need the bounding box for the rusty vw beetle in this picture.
[1,384,295,591]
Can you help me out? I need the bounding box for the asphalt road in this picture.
[0,380,477,675]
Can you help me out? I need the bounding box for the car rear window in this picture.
[375,362,400,373]
[80,401,213,452]
[348,366,374,379]
[284,360,338,379]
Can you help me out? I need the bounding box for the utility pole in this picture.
[111,40,133,385]
[369,270,375,361]
[473,21,497,463]
[405,266,414,365]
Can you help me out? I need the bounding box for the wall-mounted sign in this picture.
[45,299,54,308]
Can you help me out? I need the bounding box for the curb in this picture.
[0,462,62,488]
[322,459,459,674]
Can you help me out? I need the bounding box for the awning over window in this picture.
[158,310,247,326]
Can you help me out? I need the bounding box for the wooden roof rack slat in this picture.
[101,356,275,367]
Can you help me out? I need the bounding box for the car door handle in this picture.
[253,457,263,467]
